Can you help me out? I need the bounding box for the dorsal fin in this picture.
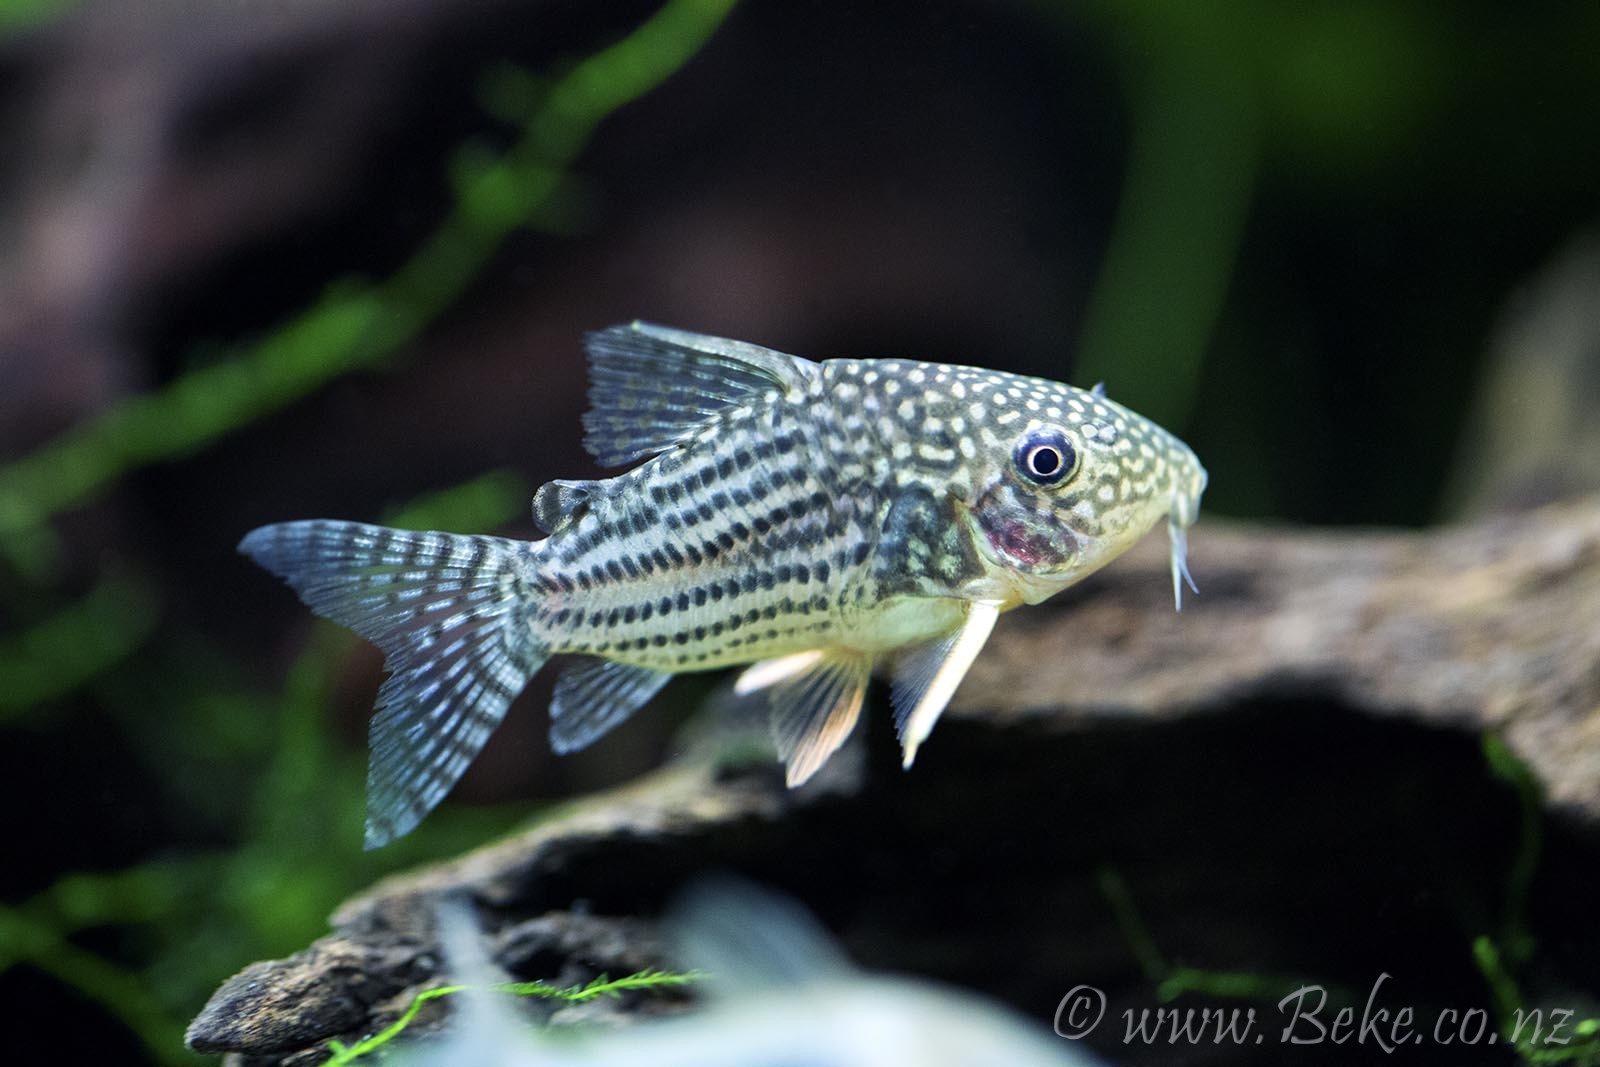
[581,322,818,468]
[530,478,598,535]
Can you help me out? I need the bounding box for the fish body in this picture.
[241,324,1206,846]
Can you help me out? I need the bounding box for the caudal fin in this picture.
[239,520,548,848]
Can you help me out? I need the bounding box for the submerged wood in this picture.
[187,499,1600,1064]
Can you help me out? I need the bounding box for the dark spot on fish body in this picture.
[873,484,982,595]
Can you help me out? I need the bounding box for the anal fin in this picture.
[549,657,672,754]
[746,648,872,787]
[891,601,1001,768]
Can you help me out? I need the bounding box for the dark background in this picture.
[1,0,1598,1062]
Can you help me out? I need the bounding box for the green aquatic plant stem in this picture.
[0,903,190,1065]
[1473,738,1600,1065]
[1042,0,1256,432]
[1103,741,1600,1067]
[0,571,160,719]
[1482,733,1541,967]
[0,0,740,579]
[1479,933,1600,1065]
[1095,867,1334,1005]
[319,970,703,1065]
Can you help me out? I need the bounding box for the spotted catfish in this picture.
[240,324,1207,846]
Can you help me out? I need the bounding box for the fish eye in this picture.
[1012,428,1079,486]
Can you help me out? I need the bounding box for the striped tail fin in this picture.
[239,521,549,848]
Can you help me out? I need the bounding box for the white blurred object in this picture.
[410,881,1101,1067]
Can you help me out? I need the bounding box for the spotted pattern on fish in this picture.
[240,323,1207,846]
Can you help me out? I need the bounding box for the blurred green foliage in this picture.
[0,0,739,581]
[0,1,738,1061]
[1063,0,1257,432]
[0,0,78,34]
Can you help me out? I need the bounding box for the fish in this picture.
[240,323,1207,847]
[406,880,1104,1067]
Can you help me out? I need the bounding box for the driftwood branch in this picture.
[188,500,1600,1065]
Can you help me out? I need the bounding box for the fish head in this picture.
[945,370,1207,607]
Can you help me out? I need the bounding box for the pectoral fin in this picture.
[890,600,1001,768]
[749,648,872,787]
